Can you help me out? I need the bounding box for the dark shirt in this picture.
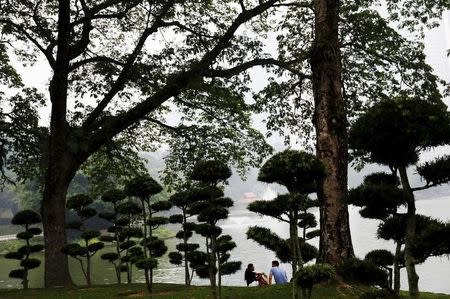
[244,269,257,286]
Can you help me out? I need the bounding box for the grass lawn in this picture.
[0,283,449,299]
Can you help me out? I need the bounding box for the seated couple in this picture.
[244,260,288,287]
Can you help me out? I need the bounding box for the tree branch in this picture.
[82,0,281,155]
[69,56,125,71]
[82,0,177,129]
[0,18,55,68]
[205,58,311,78]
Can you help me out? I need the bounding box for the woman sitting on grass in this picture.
[245,263,269,286]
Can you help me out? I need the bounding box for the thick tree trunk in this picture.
[398,167,419,298]
[42,152,77,288]
[43,0,76,288]
[42,151,77,288]
[311,0,353,265]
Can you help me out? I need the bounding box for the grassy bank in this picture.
[0,283,448,299]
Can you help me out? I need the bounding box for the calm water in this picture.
[1,197,449,293]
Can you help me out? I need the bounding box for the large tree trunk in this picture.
[398,166,419,298]
[42,0,76,288]
[311,0,354,265]
[42,152,77,287]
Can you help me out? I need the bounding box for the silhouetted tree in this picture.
[347,172,408,296]
[189,160,234,299]
[97,189,128,284]
[349,98,450,297]
[168,188,201,285]
[248,149,325,299]
[4,210,43,289]
[63,194,104,287]
[124,175,171,292]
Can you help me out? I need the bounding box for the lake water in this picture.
[0,197,449,294]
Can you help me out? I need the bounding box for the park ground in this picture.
[0,283,449,299]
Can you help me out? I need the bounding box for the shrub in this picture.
[337,258,388,288]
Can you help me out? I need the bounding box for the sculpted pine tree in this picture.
[168,188,201,285]
[349,98,450,297]
[97,189,129,284]
[189,160,233,299]
[124,175,171,293]
[347,172,408,296]
[4,210,44,290]
[248,150,324,299]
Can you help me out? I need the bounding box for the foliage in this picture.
[5,210,43,289]
[349,98,450,167]
[190,160,232,185]
[257,150,325,193]
[294,264,335,299]
[124,176,163,199]
[364,250,394,268]
[337,258,388,288]
[417,156,450,187]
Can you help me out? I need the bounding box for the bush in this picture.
[295,264,335,299]
[359,289,394,299]
[337,258,388,288]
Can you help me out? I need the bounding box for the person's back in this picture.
[269,261,288,284]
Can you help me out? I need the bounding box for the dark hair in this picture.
[272,260,279,267]
[247,263,254,269]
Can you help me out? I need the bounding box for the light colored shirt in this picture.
[269,266,288,284]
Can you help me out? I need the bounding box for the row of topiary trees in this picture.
[4,97,450,299]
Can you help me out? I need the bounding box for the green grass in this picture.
[0,283,448,299]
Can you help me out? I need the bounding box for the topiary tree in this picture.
[124,175,171,292]
[347,172,408,296]
[168,188,201,285]
[349,98,450,297]
[215,234,241,298]
[115,201,143,284]
[294,264,335,299]
[97,189,129,285]
[248,149,325,299]
[4,210,43,289]
[364,250,395,292]
[189,160,234,299]
[63,194,104,287]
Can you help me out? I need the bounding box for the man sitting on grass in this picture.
[268,260,288,285]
